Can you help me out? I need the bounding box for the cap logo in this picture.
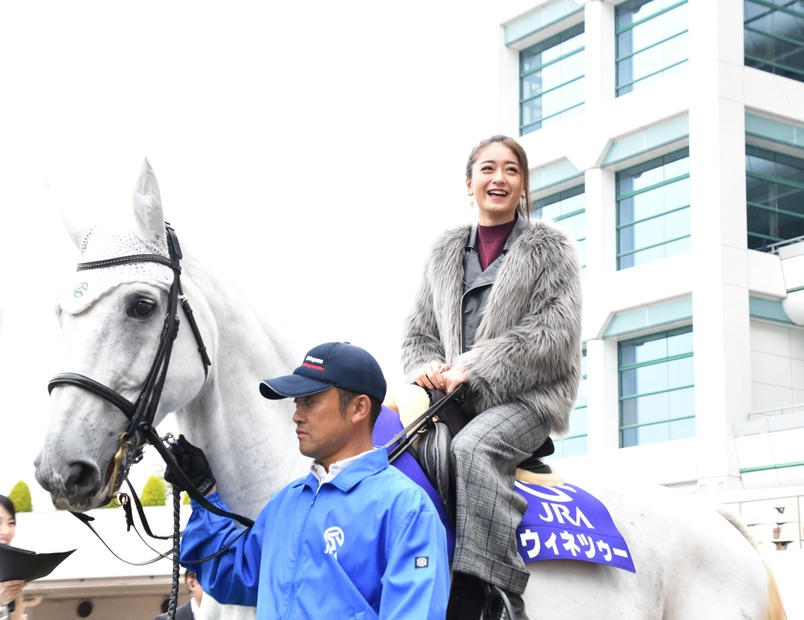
[303,355,325,371]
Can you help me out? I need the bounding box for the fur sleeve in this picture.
[400,249,446,380]
[400,227,468,381]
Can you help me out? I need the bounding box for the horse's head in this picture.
[35,160,211,511]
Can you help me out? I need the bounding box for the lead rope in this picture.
[167,484,181,620]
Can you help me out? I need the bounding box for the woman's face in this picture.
[0,504,15,545]
[466,142,524,226]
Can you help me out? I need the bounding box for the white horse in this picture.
[35,159,306,620]
[34,161,786,620]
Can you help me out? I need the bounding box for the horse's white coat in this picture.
[34,163,780,620]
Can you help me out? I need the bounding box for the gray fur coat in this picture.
[401,219,582,435]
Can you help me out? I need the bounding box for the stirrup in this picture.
[483,584,516,620]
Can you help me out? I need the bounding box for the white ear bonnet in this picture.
[57,226,173,315]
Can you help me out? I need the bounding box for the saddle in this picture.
[409,388,555,524]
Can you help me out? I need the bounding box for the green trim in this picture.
[529,159,582,193]
[616,57,688,94]
[745,113,804,150]
[618,202,689,230]
[521,102,585,134]
[604,297,692,337]
[615,0,688,36]
[740,461,804,474]
[522,44,584,79]
[617,234,690,261]
[616,29,688,64]
[521,72,584,104]
[603,116,689,166]
[749,296,794,324]
[745,0,804,22]
[620,414,695,431]
[504,0,583,46]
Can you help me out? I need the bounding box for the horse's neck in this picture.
[176,256,307,518]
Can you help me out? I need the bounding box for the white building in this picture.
[500,0,804,613]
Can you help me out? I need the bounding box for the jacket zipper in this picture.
[283,489,320,620]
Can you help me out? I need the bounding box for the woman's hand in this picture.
[442,365,468,394]
[0,579,25,606]
[414,360,451,391]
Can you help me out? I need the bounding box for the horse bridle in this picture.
[48,225,200,484]
[46,224,253,527]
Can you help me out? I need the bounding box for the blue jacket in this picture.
[180,449,450,619]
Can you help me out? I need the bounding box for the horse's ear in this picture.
[132,157,167,243]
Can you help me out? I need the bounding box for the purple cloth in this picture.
[514,482,635,572]
[373,405,455,558]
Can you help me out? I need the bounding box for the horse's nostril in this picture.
[64,461,101,495]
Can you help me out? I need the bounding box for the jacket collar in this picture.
[297,448,389,494]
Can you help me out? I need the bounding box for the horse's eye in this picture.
[129,299,157,318]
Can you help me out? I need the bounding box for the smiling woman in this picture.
[400,134,584,619]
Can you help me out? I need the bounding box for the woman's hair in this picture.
[465,134,531,219]
[0,495,15,519]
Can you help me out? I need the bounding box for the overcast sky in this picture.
[0,2,531,509]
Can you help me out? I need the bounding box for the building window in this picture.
[744,0,804,83]
[746,144,804,251]
[520,23,585,135]
[533,184,586,277]
[619,327,695,447]
[616,0,689,96]
[552,349,587,458]
[616,148,690,270]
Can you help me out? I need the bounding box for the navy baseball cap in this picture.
[259,342,387,403]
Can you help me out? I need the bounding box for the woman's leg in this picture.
[450,402,548,594]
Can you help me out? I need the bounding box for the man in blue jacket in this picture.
[171,341,450,619]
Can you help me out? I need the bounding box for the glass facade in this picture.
[746,144,804,251]
[616,0,689,96]
[520,23,585,135]
[616,148,690,270]
[619,327,695,447]
[533,184,586,277]
[552,349,588,458]
[744,0,804,83]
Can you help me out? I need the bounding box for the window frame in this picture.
[615,147,691,270]
[532,183,587,276]
[744,0,804,83]
[746,143,804,252]
[615,0,689,96]
[519,22,586,135]
[618,326,696,448]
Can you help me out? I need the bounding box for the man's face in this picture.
[292,387,356,468]
[186,573,202,605]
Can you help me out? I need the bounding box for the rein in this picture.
[46,223,253,618]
